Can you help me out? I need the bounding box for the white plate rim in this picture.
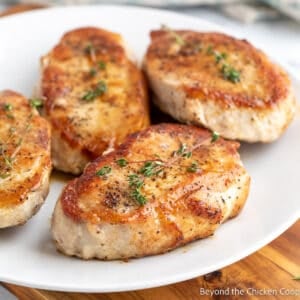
[0,4,299,293]
[0,214,298,293]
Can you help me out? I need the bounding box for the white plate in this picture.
[0,5,299,293]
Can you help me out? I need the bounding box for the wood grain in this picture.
[2,221,299,300]
[1,4,299,300]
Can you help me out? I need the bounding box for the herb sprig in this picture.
[211,131,219,143]
[0,112,34,178]
[161,24,185,46]
[94,132,218,206]
[29,98,43,109]
[187,161,199,173]
[116,158,128,167]
[128,174,146,205]
[174,143,192,158]
[96,166,111,176]
[84,43,96,62]
[3,103,14,119]
[89,61,106,77]
[139,161,163,177]
[221,64,240,83]
[206,45,241,83]
[82,81,107,101]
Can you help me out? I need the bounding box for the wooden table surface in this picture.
[1,4,299,300]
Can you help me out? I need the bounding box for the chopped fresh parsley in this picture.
[96,166,111,176]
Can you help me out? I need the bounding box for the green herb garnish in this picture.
[84,43,94,55]
[7,114,14,119]
[161,24,185,46]
[98,61,106,70]
[221,64,240,83]
[116,158,128,167]
[3,156,12,168]
[187,162,199,173]
[3,103,12,111]
[206,46,240,83]
[89,61,106,77]
[29,98,43,109]
[96,166,111,176]
[130,188,147,206]
[139,161,163,177]
[183,151,192,158]
[175,143,187,155]
[293,276,300,280]
[0,173,10,179]
[214,52,227,64]
[206,45,213,54]
[128,174,147,205]
[211,131,219,143]
[174,143,192,158]
[89,68,97,77]
[82,81,107,101]
[3,103,14,119]
[128,174,144,188]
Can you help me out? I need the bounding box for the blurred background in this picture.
[1,0,298,75]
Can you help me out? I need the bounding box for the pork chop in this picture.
[0,90,51,228]
[143,29,296,142]
[40,27,149,174]
[52,123,250,260]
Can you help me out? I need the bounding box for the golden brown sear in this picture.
[41,27,149,174]
[0,90,51,228]
[52,123,250,260]
[143,30,296,142]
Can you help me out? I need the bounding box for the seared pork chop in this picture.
[0,91,51,228]
[52,123,250,260]
[143,30,296,143]
[40,27,149,174]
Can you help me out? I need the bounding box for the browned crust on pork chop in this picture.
[52,123,250,259]
[0,90,51,228]
[41,27,149,173]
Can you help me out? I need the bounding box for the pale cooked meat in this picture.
[0,90,51,228]
[143,30,296,143]
[52,123,250,260]
[40,27,150,174]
